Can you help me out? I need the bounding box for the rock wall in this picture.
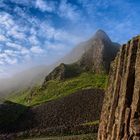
[98,36,140,140]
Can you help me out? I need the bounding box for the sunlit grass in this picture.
[81,120,99,126]
[9,72,108,106]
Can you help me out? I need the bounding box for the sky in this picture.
[0,0,140,77]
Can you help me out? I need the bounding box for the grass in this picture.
[81,120,99,126]
[9,72,108,106]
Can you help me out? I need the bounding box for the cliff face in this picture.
[78,30,120,73]
[98,36,140,140]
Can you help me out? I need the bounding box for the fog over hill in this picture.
[0,30,120,96]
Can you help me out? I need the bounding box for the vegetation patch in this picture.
[9,72,108,106]
[18,133,97,140]
[81,120,99,126]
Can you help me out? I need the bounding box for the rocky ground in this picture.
[0,89,104,140]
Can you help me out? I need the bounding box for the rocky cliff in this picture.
[78,30,120,73]
[98,36,140,140]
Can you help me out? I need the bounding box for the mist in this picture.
[0,29,121,97]
[0,39,89,97]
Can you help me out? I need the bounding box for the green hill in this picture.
[0,30,119,139]
[9,72,108,106]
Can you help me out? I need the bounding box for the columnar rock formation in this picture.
[98,36,140,140]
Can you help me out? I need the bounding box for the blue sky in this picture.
[0,0,140,77]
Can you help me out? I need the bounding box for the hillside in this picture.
[0,30,120,97]
[10,72,107,106]
[9,29,119,106]
[98,36,140,139]
[0,30,120,139]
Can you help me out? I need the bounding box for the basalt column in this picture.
[98,36,140,140]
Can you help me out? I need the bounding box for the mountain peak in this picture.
[96,29,106,34]
[94,29,111,41]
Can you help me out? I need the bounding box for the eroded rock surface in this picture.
[98,36,140,140]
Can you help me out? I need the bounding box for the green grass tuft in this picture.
[81,120,99,126]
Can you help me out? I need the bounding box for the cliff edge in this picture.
[98,36,140,140]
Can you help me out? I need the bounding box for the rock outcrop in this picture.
[43,63,82,83]
[98,36,140,140]
[78,30,120,73]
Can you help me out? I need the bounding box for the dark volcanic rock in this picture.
[0,89,104,139]
[29,89,104,129]
[98,36,140,140]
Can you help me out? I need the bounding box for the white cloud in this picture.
[0,52,18,65]
[0,35,7,42]
[0,60,5,65]
[0,11,43,66]
[45,41,65,51]
[0,12,14,29]
[0,53,7,58]
[30,46,44,54]
[6,42,22,50]
[5,57,18,65]
[0,1,85,70]
[0,10,82,68]
[29,35,40,45]
[58,0,80,21]
[36,0,55,12]
[35,0,80,21]
[4,50,18,57]
[39,23,83,45]
[21,48,30,55]
[8,26,26,40]
[0,12,26,41]
[10,0,33,6]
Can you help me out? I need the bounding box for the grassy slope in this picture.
[9,72,108,106]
